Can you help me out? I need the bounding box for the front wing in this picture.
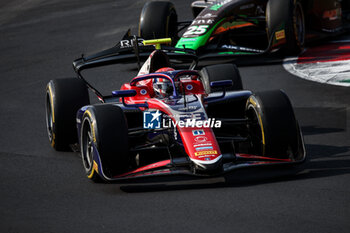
[90,135,306,182]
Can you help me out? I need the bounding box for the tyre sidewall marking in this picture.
[88,161,98,179]
[47,84,56,147]
[81,110,98,179]
[293,2,305,47]
[248,96,266,155]
[84,110,97,143]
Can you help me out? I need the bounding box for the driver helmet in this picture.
[153,68,175,97]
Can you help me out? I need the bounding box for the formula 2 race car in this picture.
[45,39,306,182]
[64,1,350,72]
[139,0,350,58]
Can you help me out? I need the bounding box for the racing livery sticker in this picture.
[283,39,350,87]
[186,84,193,90]
[275,29,285,40]
[183,25,210,36]
[198,13,215,19]
[221,44,264,53]
[192,129,205,136]
[194,136,208,142]
[195,146,214,151]
[210,0,233,10]
[210,4,223,11]
[140,89,147,95]
[120,38,144,49]
[193,143,212,147]
[194,150,218,156]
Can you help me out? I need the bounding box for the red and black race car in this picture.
[45,39,305,182]
[138,0,350,58]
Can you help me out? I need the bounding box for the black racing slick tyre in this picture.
[284,1,305,54]
[200,64,243,94]
[267,0,305,55]
[245,90,300,159]
[80,105,129,182]
[139,1,178,44]
[45,78,89,151]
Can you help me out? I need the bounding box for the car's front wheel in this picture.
[80,105,129,182]
[245,90,301,159]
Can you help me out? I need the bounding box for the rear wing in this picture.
[72,31,197,73]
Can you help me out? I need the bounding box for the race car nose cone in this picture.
[192,154,223,173]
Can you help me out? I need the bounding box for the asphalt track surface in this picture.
[0,1,349,232]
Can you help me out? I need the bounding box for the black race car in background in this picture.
[139,0,350,58]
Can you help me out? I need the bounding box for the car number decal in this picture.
[183,25,209,36]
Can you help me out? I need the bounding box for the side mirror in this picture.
[204,80,233,103]
[112,90,148,108]
[112,90,137,97]
[210,80,233,88]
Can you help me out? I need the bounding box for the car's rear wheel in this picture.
[45,78,89,151]
[139,1,178,45]
[266,0,305,55]
[245,90,300,159]
[200,64,243,94]
[285,1,305,54]
[80,105,129,182]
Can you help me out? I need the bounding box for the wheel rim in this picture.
[294,4,305,46]
[45,94,53,142]
[81,119,94,172]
